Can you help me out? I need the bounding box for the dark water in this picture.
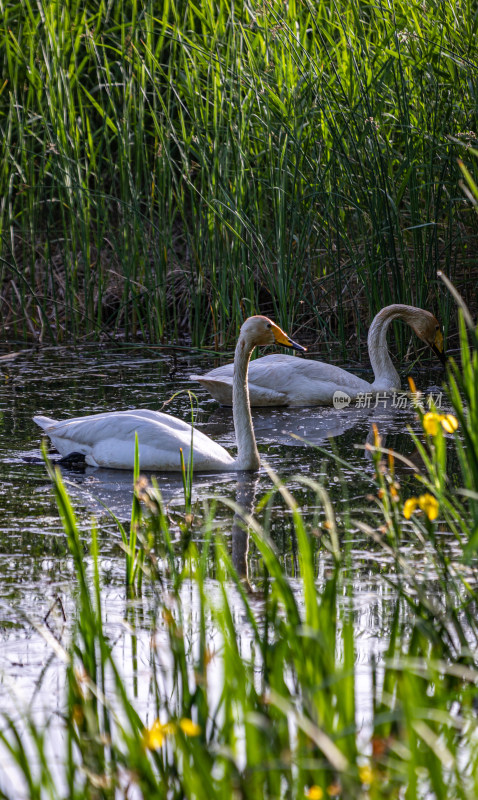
[0,344,453,793]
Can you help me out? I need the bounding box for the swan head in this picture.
[410,311,446,364]
[240,316,306,351]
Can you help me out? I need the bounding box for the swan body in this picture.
[33,410,237,471]
[190,305,446,407]
[34,317,305,471]
[191,354,373,407]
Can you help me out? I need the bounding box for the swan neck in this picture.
[232,336,260,470]
[368,305,409,390]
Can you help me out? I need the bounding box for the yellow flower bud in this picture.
[305,787,323,800]
[142,720,165,750]
[418,493,439,521]
[441,414,458,433]
[423,412,440,436]
[359,764,374,784]
[179,718,201,737]
[403,497,418,519]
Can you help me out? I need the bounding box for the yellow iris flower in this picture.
[358,764,374,784]
[179,718,201,737]
[143,717,201,749]
[403,493,439,521]
[142,720,167,750]
[403,498,418,519]
[423,412,458,436]
[305,787,323,800]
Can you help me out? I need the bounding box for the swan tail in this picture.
[33,415,57,431]
[190,376,288,407]
[189,375,233,405]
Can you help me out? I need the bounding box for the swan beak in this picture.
[431,330,447,365]
[272,324,307,352]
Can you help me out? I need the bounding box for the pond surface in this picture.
[0,343,453,795]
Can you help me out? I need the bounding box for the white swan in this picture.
[33,316,305,471]
[190,305,446,407]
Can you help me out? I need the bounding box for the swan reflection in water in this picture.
[54,463,257,582]
[201,395,428,449]
[57,467,235,521]
[230,473,259,585]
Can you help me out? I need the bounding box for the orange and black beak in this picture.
[271,322,306,352]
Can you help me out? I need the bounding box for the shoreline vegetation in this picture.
[0,0,477,352]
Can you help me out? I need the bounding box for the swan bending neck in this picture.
[232,337,260,470]
[368,304,416,391]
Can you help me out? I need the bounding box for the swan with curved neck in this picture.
[190,304,446,407]
[33,316,305,471]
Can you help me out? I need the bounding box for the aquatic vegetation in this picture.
[1,0,477,346]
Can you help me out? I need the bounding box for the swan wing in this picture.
[34,410,235,471]
[191,354,372,406]
[247,355,373,405]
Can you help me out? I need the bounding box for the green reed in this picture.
[0,0,476,349]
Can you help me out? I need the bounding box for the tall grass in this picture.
[1,0,477,348]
